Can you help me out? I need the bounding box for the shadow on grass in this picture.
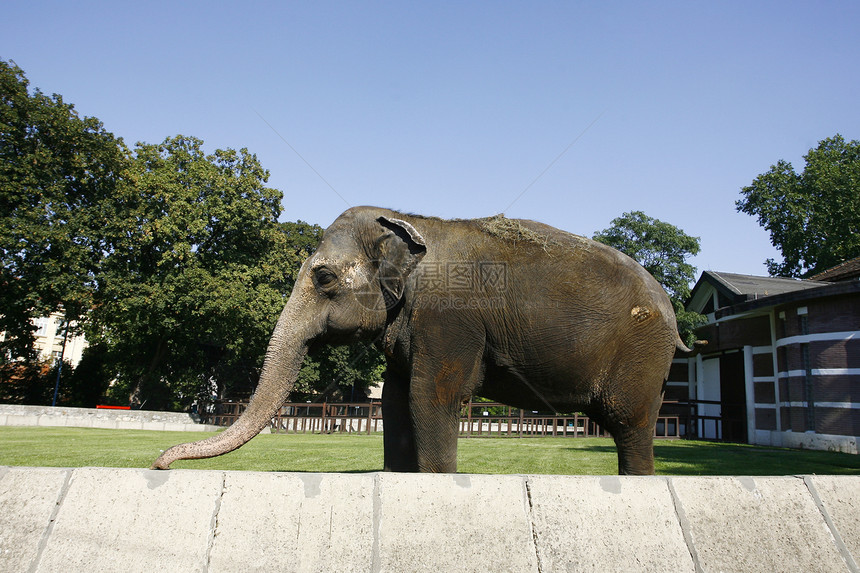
[551,439,860,476]
[654,441,860,476]
[264,469,380,474]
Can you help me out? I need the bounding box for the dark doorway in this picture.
[719,351,747,442]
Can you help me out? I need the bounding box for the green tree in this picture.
[0,361,53,404]
[64,344,112,407]
[736,135,860,278]
[1,60,387,409]
[318,342,385,401]
[0,59,128,360]
[88,135,320,410]
[593,211,705,345]
[291,342,384,402]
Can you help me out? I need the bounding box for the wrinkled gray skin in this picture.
[153,206,688,475]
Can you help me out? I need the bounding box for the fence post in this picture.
[467,401,473,437]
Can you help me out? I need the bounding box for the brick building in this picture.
[665,258,860,453]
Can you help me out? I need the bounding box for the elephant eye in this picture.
[314,268,338,289]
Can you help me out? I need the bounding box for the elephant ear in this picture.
[375,216,427,308]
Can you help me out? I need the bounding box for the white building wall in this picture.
[31,313,88,367]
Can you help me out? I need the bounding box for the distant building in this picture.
[367,384,383,400]
[24,313,88,367]
[666,258,860,454]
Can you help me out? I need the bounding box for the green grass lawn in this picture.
[1,426,858,475]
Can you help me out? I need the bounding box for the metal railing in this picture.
[659,399,747,442]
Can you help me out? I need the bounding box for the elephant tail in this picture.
[675,336,707,356]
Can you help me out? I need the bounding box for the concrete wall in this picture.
[0,404,222,432]
[1,467,857,572]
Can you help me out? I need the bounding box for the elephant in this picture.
[152,206,690,475]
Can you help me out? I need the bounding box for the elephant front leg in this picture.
[408,351,483,473]
[382,374,418,472]
[410,398,461,473]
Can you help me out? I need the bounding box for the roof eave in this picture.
[713,281,860,320]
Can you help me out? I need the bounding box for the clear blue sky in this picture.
[4,1,858,278]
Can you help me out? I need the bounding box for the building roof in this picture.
[706,271,823,299]
[687,271,823,314]
[808,255,860,282]
[687,269,860,320]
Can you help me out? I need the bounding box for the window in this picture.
[34,318,50,337]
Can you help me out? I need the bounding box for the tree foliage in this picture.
[1,60,385,409]
[0,361,54,404]
[293,343,385,403]
[87,136,320,409]
[736,135,860,278]
[0,59,127,360]
[593,211,705,344]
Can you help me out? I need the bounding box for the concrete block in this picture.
[0,405,220,433]
[782,431,858,454]
[807,475,860,567]
[528,476,694,572]
[2,466,858,573]
[670,476,847,572]
[375,473,538,573]
[35,467,223,572]
[6,414,38,426]
[0,467,70,572]
[209,472,375,572]
[90,418,118,429]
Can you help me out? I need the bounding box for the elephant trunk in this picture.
[151,296,313,470]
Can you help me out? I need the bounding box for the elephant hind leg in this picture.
[600,352,669,475]
[612,424,656,475]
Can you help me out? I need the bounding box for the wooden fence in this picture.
[201,401,383,434]
[460,402,683,439]
[198,400,684,439]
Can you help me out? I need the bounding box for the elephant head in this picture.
[151,207,426,469]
